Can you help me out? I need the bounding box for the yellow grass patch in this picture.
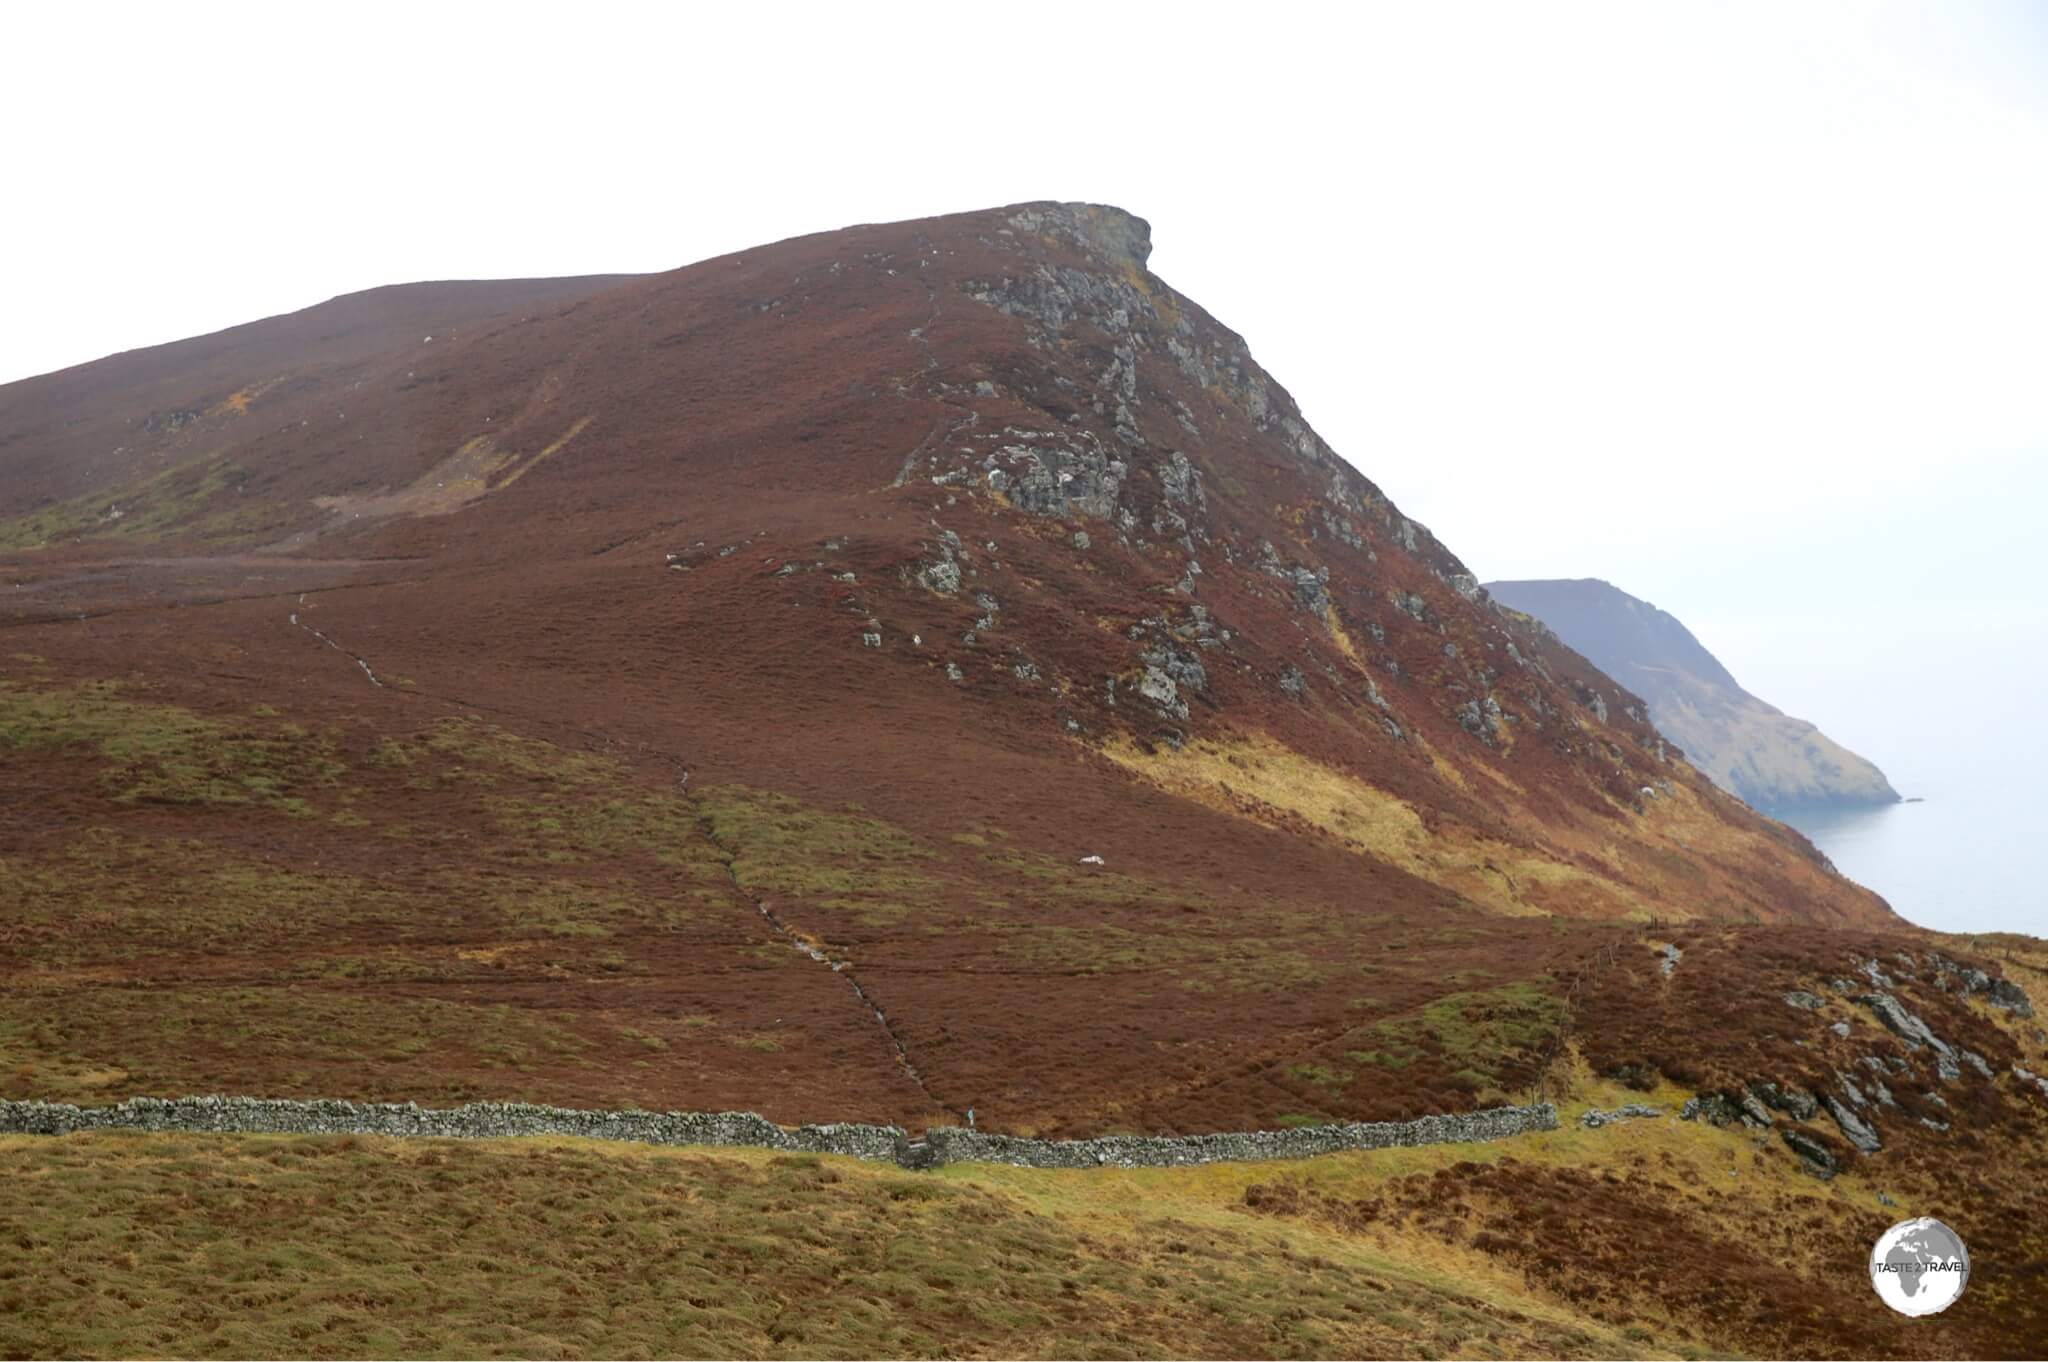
[1323,605,1364,664]
[1096,732,1662,919]
[1099,731,1427,865]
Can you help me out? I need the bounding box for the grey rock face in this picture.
[1820,1095,1882,1153]
[1580,1104,1662,1129]
[1987,978,2035,1017]
[1681,1093,1766,1129]
[1143,642,1207,696]
[1287,566,1330,614]
[912,532,966,594]
[1783,990,1825,1011]
[1454,700,1490,741]
[1858,993,1956,1065]
[1136,666,1188,720]
[1752,1081,1819,1121]
[1159,450,1205,509]
[1782,1128,1840,1179]
[1928,953,2036,1018]
[965,262,1152,340]
[1002,203,1154,273]
[992,440,1125,521]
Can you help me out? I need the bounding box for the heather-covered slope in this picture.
[0,204,1888,923]
[3,201,2045,1358]
[1485,577,1900,813]
[0,199,1952,1138]
[0,202,1912,1135]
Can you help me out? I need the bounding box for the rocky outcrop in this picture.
[1819,1094,1883,1153]
[1681,1093,1766,1129]
[1781,1127,1841,1179]
[1928,953,2035,1017]
[1672,951,2029,1179]
[1752,1081,1818,1121]
[1859,992,1962,1080]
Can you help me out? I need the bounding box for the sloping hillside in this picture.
[1485,577,1899,813]
[0,202,1914,1137]
[3,200,2044,1358]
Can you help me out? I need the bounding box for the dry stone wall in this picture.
[915,1104,1557,1168]
[0,1096,1557,1170]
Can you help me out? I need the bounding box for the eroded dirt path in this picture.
[289,598,386,688]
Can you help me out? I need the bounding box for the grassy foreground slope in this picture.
[1,1078,2033,1360]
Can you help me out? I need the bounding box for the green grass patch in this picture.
[0,455,245,550]
[998,924,1323,993]
[697,784,945,914]
[0,680,343,814]
[1354,981,1567,1096]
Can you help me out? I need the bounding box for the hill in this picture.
[0,200,1904,1132]
[1484,577,1900,814]
[2,202,2043,1357]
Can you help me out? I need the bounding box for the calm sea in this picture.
[1681,607,2044,941]
[1780,767,2040,938]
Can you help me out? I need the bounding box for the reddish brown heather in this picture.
[5,198,2046,1358]
[0,201,2026,1140]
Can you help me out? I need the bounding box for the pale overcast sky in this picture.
[6,0,2045,787]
